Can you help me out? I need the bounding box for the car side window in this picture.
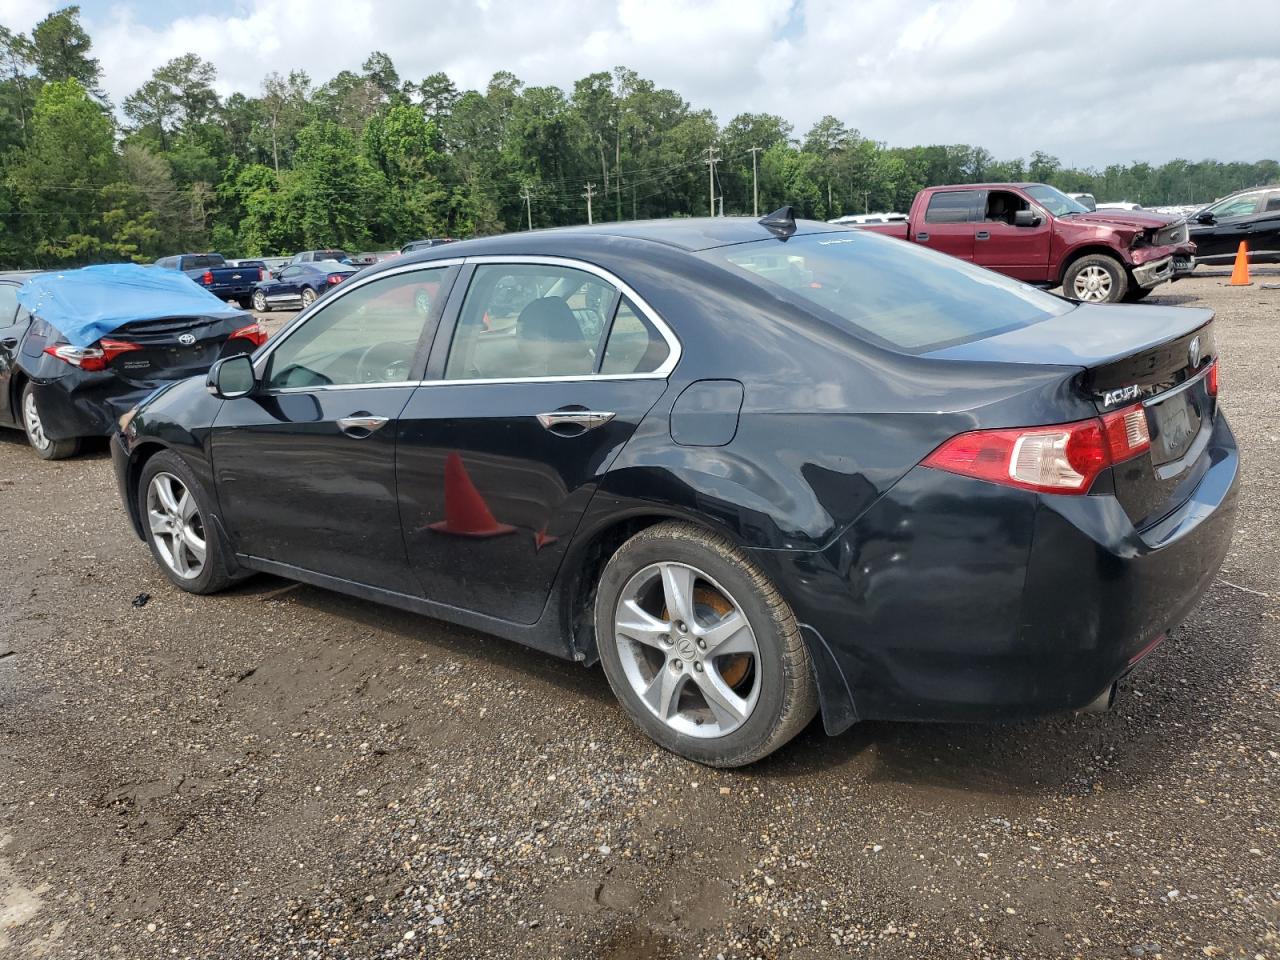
[0,284,19,325]
[600,297,669,375]
[444,264,615,380]
[925,191,979,224]
[264,268,448,390]
[1265,193,1280,213]
[1208,194,1261,219]
[281,266,301,280]
[982,190,1030,225]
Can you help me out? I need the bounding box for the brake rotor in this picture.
[663,586,752,689]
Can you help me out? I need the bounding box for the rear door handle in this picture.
[536,410,615,435]
[337,414,389,437]
[976,230,990,240]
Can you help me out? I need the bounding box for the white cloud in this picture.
[65,0,1280,167]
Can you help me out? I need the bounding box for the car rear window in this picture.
[703,231,1072,353]
[184,255,224,269]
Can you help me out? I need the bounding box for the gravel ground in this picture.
[1,271,1278,960]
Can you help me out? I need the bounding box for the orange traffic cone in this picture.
[428,452,516,537]
[1229,241,1252,286]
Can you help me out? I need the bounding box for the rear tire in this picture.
[251,290,267,312]
[1063,254,1128,303]
[594,521,818,767]
[300,286,317,308]
[137,450,238,595]
[21,383,79,460]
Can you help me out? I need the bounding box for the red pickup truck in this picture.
[862,183,1196,303]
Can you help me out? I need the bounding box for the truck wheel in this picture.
[594,521,818,767]
[1063,255,1128,303]
[21,382,80,460]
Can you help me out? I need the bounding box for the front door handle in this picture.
[536,410,615,436]
[337,414,389,437]
[976,230,990,240]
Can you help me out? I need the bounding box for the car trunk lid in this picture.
[103,313,249,382]
[927,303,1219,528]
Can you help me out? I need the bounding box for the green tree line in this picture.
[2,7,1278,269]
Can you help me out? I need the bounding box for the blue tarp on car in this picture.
[15,263,246,348]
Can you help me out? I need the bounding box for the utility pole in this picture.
[749,146,762,217]
[582,182,596,225]
[718,195,724,217]
[704,145,719,218]
[520,183,533,230]
[863,190,870,214]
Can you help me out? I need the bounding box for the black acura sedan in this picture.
[111,211,1238,766]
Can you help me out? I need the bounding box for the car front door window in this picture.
[266,268,449,389]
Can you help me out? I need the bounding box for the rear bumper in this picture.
[757,413,1239,729]
[30,376,161,441]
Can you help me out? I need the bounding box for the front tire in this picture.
[21,383,79,460]
[1063,254,1128,303]
[137,451,237,595]
[594,522,818,767]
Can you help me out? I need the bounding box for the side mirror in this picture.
[1195,211,1215,224]
[1014,210,1042,227]
[207,354,257,399]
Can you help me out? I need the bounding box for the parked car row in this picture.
[5,215,1238,767]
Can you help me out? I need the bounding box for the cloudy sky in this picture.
[4,0,1278,168]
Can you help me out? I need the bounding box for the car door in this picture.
[0,282,28,427]
[395,258,677,624]
[210,262,460,593]
[1254,191,1280,258]
[971,189,1052,280]
[917,190,979,261]
[1190,192,1263,259]
[268,265,306,306]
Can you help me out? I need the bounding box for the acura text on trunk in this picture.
[110,212,1238,766]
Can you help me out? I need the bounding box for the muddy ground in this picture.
[1,270,1278,959]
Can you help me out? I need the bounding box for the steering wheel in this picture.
[354,341,411,383]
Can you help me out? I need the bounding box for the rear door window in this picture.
[924,191,979,224]
[600,297,669,375]
[0,284,19,325]
[704,231,1072,354]
[444,264,616,380]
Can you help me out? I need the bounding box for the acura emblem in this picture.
[1189,335,1202,368]
[178,333,196,346]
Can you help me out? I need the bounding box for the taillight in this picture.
[1101,402,1151,462]
[201,270,214,285]
[258,267,266,281]
[922,409,1147,495]
[230,321,268,347]
[326,274,345,285]
[43,339,141,372]
[1206,361,1218,397]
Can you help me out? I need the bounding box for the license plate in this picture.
[1149,393,1199,462]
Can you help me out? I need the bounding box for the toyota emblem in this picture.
[178,333,196,346]
[1188,335,1202,368]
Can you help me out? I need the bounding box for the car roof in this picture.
[382,217,853,271]
[0,270,42,284]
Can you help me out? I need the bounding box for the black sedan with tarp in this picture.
[3,264,266,459]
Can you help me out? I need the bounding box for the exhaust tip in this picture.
[1080,682,1118,715]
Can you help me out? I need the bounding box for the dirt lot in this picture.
[1,270,1278,959]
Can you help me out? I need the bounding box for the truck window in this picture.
[983,190,1031,225]
[924,191,979,224]
[183,254,224,269]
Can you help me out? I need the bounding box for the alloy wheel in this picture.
[22,391,50,451]
[613,561,761,738]
[301,287,316,307]
[146,472,207,580]
[252,291,267,311]
[1072,265,1113,301]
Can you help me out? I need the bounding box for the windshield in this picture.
[702,231,1072,354]
[1025,184,1089,217]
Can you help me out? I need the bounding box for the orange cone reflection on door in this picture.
[428,452,516,537]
